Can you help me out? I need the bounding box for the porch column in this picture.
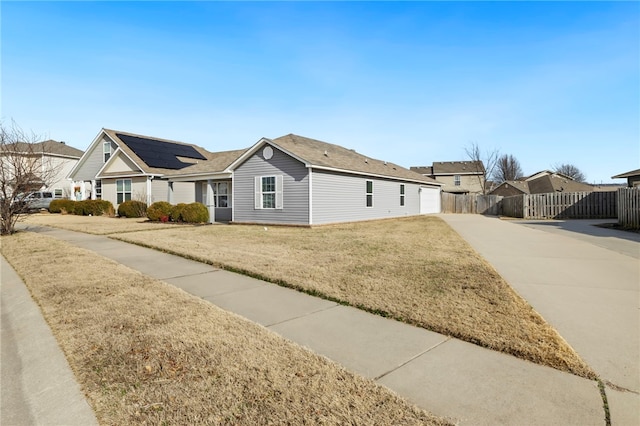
[80,181,87,200]
[146,177,152,205]
[91,180,96,200]
[206,180,215,223]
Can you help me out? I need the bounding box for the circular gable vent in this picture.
[263,146,273,160]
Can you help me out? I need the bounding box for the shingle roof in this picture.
[528,174,593,194]
[269,134,440,185]
[432,161,484,175]
[102,129,214,176]
[3,140,83,158]
[410,161,484,176]
[166,148,248,176]
[612,168,640,179]
[410,166,433,175]
[492,180,530,194]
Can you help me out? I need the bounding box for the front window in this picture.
[95,180,102,199]
[454,175,461,186]
[262,176,276,209]
[103,141,111,163]
[400,184,405,206]
[366,180,373,207]
[212,182,230,207]
[54,189,63,198]
[116,179,131,204]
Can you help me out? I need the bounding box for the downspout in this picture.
[308,166,313,225]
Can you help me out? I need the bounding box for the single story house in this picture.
[612,168,640,188]
[411,161,485,194]
[69,129,443,225]
[490,170,594,196]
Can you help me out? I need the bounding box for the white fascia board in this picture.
[168,171,233,182]
[226,137,273,170]
[227,138,311,170]
[95,148,154,179]
[310,165,444,186]
[67,128,109,179]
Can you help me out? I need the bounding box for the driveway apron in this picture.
[439,214,639,424]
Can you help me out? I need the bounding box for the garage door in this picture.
[420,187,441,214]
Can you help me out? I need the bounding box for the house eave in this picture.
[309,165,443,186]
[168,171,233,182]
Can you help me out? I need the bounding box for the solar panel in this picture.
[116,133,207,170]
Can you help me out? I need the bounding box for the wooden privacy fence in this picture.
[617,187,640,229]
[504,191,617,219]
[441,193,502,215]
[443,191,619,220]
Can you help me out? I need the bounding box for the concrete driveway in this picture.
[439,215,639,425]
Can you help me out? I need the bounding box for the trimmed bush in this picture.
[49,199,76,214]
[171,202,209,223]
[117,200,147,218]
[147,201,173,222]
[49,199,114,216]
[81,200,114,216]
[170,203,188,222]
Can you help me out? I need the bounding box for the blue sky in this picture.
[2,1,638,183]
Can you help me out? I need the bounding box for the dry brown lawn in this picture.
[1,232,449,425]
[23,213,189,235]
[23,213,595,378]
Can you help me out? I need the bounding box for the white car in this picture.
[23,191,54,211]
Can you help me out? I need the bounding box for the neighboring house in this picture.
[611,168,640,188]
[411,161,484,194]
[0,140,83,198]
[490,170,594,196]
[169,134,443,225]
[68,129,215,206]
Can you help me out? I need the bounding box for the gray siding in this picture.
[73,136,115,181]
[151,179,169,203]
[172,182,196,204]
[233,147,309,224]
[311,170,421,225]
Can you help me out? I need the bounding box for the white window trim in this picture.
[213,181,231,208]
[454,175,461,186]
[95,179,102,199]
[366,180,373,208]
[400,184,405,206]
[254,175,283,210]
[103,141,111,163]
[116,178,132,204]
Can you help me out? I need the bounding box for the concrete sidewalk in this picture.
[1,256,98,426]
[439,215,639,425]
[9,223,610,425]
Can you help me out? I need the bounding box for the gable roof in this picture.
[230,134,441,185]
[612,168,640,179]
[491,173,594,195]
[2,140,83,158]
[411,161,484,176]
[490,180,530,194]
[102,129,212,175]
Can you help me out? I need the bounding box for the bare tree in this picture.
[553,163,586,182]
[493,154,523,183]
[465,142,499,194]
[0,121,60,235]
